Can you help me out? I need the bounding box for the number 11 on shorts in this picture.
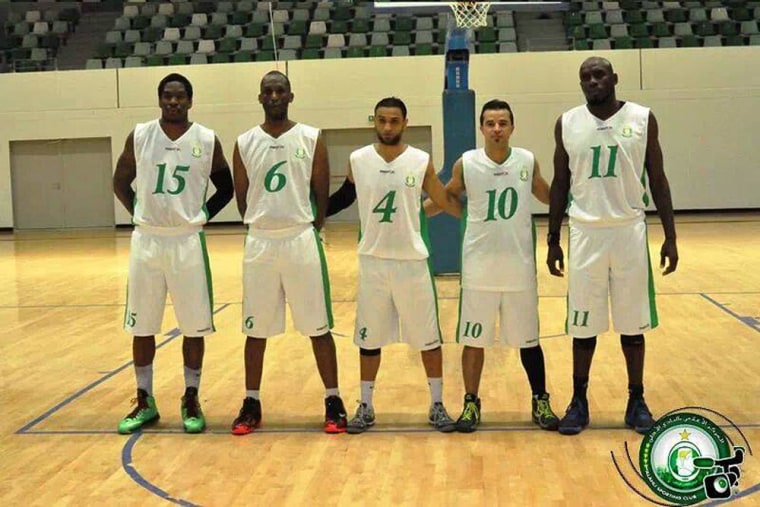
[571,310,590,327]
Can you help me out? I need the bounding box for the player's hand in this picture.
[660,237,678,275]
[547,244,565,277]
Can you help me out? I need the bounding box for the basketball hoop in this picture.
[449,1,492,28]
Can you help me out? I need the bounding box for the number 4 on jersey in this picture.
[372,190,397,223]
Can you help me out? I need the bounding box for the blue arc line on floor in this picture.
[122,432,199,507]
[15,304,230,434]
[700,293,760,333]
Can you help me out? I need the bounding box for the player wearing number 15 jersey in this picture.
[113,73,234,434]
[547,57,679,436]
[230,71,347,435]
[328,97,462,434]
[425,99,560,433]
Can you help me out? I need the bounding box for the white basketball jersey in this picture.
[461,147,536,291]
[133,120,215,229]
[562,101,650,226]
[351,144,430,260]
[237,123,318,232]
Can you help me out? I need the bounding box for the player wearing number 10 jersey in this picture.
[113,73,234,434]
[230,71,347,435]
[425,99,560,433]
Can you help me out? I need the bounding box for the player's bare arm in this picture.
[205,136,234,220]
[645,111,678,275]
[531,158,550,205]
[423,158,462,218]
[547,117,570,277]
[113,131,137,216]
[424,157,465,218]
[327,163,356,217]
[232,142,249,218]
[310,134,331,231]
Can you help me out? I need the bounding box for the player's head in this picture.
[579,57,618,106]
[157,73,193,123]
[479,100,515,147]
[373,97,408,146]
[259,70,293,121]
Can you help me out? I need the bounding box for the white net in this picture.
[449,1,492,28]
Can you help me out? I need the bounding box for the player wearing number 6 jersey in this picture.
[547,57,679,436]
[113,73,234,434]
[425,99,560,433]
[328,97,462,434]
[230,71,347,435]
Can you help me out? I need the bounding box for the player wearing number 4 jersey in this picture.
[547,57,679,436]
[230,71,347,435]
[113,73,234,434]
[425,99,560,433]
[328,97,462,434]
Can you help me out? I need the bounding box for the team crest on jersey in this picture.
[405,174,416,187]
[191,144,202,158]
[622,126,633,138]
[294,147,307,159]
[519,167,529,181]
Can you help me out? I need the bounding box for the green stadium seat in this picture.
[635,37,654,47]
[695,22,716,36]
[574,38,590,50]
[395,16,414,32]
[415,43,433,55]
[680,34,700,46]
[624,10,645,24]
[719,22,738,36]
[351,19,370,33]
[394,32,412,45]
[369,45,387,57]
[305,34,323,49]
[567,12,584,27]
[477,27,497,42]
[346,47,365,58]
[301,48,320,59]
[730,7,751,22]
[588,24,608,39]
[725,34,746,45]
[571,26,586,39]
[288,20,307,36]
[218,38,237,53]
[256,50,275,61]
[652,23,671,37]
[233,50,254,62]
[333,6,352,21]
[666,10,688,23]
[211,53,231,63]
[478,42,497,53]
[614,36,634,48]
[231,12,249,25]
[330,20,348,34]
[629,24,649,37]
[245,24,264,38]
[167,54,187,65]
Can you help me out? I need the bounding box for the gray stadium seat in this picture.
[105,57,122,68]
[658,36,678,47]
[85,58,102,69]
[189,54,208,65]
[391,46,410,56]
[124,56,143,67]
[323,47,343,58]
[176,40,195,54]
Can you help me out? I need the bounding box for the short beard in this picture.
[376,133,402,146]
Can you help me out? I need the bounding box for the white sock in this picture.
[184,366,201,390]
[135,364,153,395]
[361,381,375,407]
[428,377,443,404]
[246,390,260,400]
[325,388,340,398]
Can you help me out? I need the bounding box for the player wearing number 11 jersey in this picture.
[547,57,679,436]
[113,73,234,434]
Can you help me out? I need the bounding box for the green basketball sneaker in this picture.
[181,387,206,434]
[118,389,160,434]
[532,393,560,431]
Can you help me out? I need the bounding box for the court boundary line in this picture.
[15,303,230,435]
[700,293,760,333]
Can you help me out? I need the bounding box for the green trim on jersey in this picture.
[202,181,210,221]
[455,203,469,343]
[640,168,650,207]
[419,203,443,344]
[564,223,570,336]
[123,281,130,331]
[644,223,659,329]
[198,231,216,332]
[312,227,335,329]
[532,218,540,337]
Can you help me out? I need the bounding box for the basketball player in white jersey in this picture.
[426,99,560,433]
[113,73,234,434]
[328,97,462,433]
[230,71,347,435]
[547,57,679,435]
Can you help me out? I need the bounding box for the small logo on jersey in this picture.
[164,146,180,151]
[379,169,395,174]
[269,144,284,150]
[492,171,508,176]
[294,147,307,159]
[622,126,633,138]
[405,175,416,187]
[191,144,202,158]
[519,167,529,181]
[597,126,613,131]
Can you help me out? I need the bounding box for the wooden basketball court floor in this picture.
[1,213,758,506]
